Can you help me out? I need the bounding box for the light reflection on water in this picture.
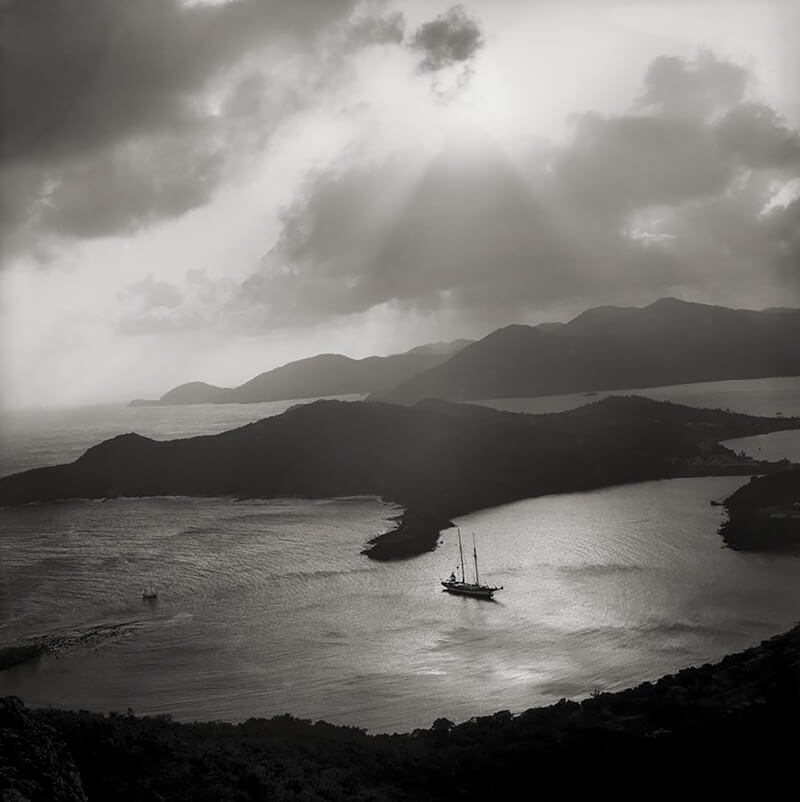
[2,478,800,733]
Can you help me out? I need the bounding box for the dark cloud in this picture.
[715,103,800,169]
[0,164,49,253]
[238,52,800,329]
[41,132,225,238]
[0,0,356,250]
[555,113,733,216]
[410,5,483,72]
[636,51,748,120]
[0,0,355,167]
[752,195,800,291]
[0,2,489,250]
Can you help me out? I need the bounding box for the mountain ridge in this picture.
[129,339,472,407]
[371,298,800,404]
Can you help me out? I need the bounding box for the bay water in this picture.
[2,378,800,732]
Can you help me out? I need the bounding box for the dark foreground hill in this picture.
[3,620,800,801]
[373,298,800,404]
[130,340,471,406]
[2,397,798,559]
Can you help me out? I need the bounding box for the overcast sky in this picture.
[1,0,798,409]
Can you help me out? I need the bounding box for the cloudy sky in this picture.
[1,0,798,409]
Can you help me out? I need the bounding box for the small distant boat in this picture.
[441,529,502,599]
[141,583,158,601]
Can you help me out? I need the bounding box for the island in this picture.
[3,620,799,800]
[2,396,799,560]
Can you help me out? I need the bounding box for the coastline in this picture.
[3,397,800,565]
[363,453,793,560]
[4,619,800,800]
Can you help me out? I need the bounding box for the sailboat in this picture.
[441,529,503,599]
[141,582,158,601]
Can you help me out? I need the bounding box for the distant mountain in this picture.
[129,340,471,406]
[2,396,797,559]
[372,299,800,404]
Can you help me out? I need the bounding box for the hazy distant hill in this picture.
[129,340,471,406]
[372,299,800,404]
[3,396,797,558]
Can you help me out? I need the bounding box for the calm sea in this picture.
[1,378,800,732]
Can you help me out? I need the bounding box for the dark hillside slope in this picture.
[2,397,798,559]
[721,466,800,551]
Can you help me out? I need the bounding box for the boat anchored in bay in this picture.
[441,529,503,599]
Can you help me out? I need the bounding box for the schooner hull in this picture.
[441,582,498,598]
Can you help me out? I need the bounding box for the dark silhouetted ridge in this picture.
[373,298,800,404]
[2,396,798,558]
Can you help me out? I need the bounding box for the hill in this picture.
[720,466,800,551]
[129,340,471,406]
[372,298,800,404]
[2,396,798,559]
[3,620,800,800]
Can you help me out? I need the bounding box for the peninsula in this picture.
[720,466,800,551]
[2,397,798,559]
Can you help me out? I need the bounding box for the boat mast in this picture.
[457,528,466,583]
[472,532,479,585]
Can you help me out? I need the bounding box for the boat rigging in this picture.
[441,529,502,599]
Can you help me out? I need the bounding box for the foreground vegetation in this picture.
[3,620,800,800]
